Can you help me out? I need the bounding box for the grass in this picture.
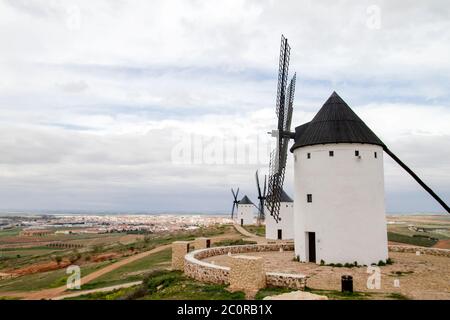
[0,296,22,300]
[81,248,172,290]
[0,224,237,295]
[69,270,246,300]
[389,270,414,277]
[213,239,257,247]
[243,225,265,237]
[0,260,111,292]
[387,293,410,300]
[0,228,21,238]
[388,232,438,247]
[0,224,233,272]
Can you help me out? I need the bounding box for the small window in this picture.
[374,152,377,158]
[286,204,288,208]
[355,150,360,157]
[307,194,312,203]
[329,151,334,157]
[307,153,311,159]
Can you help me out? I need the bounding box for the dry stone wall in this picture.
[172,241,190,270]
[228,255,266,291]
[183,243,306,290]
[388,245,450,257]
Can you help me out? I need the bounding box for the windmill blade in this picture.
[266,36,295,222]
[276,35,290,122]
[231,202,236,219]
[279,74,297,173]
[266,149,285,222]
[255,170,262,198]
[231,188,236,199]
[384,147,449,213]
[263,175,267,196]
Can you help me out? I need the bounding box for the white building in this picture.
[291,92,388,265]
[265,190,294,240]
[237,195,255,226]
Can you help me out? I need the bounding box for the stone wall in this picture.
[184,253,229,284]
[193,237,211,250]
[266,272,306,290]
[388,245,450,257]
[183,243,307,290]
[172,241,190,270]
[228,255,266,291]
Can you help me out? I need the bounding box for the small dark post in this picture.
[341,275,353,293]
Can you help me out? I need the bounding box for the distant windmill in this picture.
[255,170,267,224]
[230,188,240,220]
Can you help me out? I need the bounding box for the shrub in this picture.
[320,259,325,266]
[377,260,386,266]
[54,256,63,265]
[344,263,353,268]
[386,258,393,265]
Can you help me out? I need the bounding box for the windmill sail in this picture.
[266,35,296,222]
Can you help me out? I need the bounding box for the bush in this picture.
[54,256,63,265]
[377,260,386,266]
[344,263,353,268]
[320,259,325,266]
[386,258,393,265]
[119,286,147,300]
[144,270,184,294]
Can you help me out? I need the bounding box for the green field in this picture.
[0,228,21,238]
[243,225,265,237]
[81,248,172,290]
[69,270,245,300]
[387,232,438,247]
[0,260,111,292]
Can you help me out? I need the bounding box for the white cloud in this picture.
[0,0,449,212]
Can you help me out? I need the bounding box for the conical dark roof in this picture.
[266,190,293,203]
[291,92,385,152]
[239,195,254,205]
[280,190,293,203]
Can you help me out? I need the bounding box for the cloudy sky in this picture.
[0,0,449,214]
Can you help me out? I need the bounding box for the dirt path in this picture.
[2,230,242,300]
[233,224,266,242]
[20,244,172,300]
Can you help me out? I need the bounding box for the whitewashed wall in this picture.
[237,204,255,225]
[293,143,388,265]
[265,202,294,240]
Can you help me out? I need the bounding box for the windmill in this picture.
[255,170,267,224]
[264,34,448,265]
[230,188,240,220]
[265,35,297,223]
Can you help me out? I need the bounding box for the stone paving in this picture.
[204,250,450,300]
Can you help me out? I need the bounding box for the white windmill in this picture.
[237,195,255,226]
[265,35,449,265]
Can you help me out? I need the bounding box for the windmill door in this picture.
[241,219,243,226]
[277,229,282,240]
[308,232,316,263]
